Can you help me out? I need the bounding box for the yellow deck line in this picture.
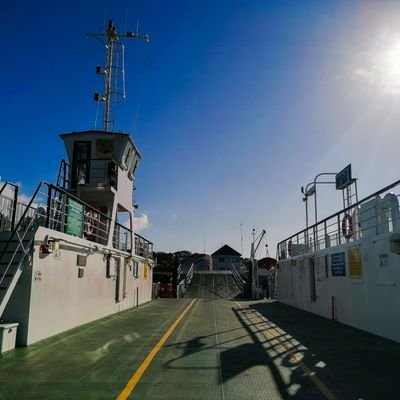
[234,302,337,400]
[116,299,197,400]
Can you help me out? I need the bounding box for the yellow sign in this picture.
[348,247,363,278]
[143,264,148,280]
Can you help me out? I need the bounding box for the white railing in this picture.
[278,179,400,260]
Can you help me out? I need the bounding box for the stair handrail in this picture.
[185,263,194,287]
[0,181,48,268]
[0,206,40,290]
[230,263,245,290]
[0,182,19,230]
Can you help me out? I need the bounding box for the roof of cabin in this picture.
[211,244,241,257]
[59,130,142,159]
[60,130,131,137]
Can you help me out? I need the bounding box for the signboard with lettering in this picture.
[348,247,363,278]
[331,252,346,276]
[65,198,84,237]
[336,164,353,190]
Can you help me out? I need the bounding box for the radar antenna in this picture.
[87,20,149,132]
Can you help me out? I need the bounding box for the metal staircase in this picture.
[0,231,34,318]
[0,181,41,319]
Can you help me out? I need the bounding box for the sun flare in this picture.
[378,40,400,88]
[354,36,400,94]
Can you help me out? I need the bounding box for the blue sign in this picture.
[331,252,346,277]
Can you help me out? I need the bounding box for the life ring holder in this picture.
[341,214,353,239]
[84,211,97,240]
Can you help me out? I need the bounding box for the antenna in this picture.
[87,20,149,132]
[240,221,243,255]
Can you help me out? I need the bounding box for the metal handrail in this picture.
[57,159,71,189]
[0,181,46,265]
[0,180,153,259]
[46,183,113,241]
[0,208,38,290]
[134,233,153,259]
[278,178,400,259]
[59,157,120,189]
[0,182,19,230]
[113,221,132,252]
[230,263,245,289]
[185,263,194,287]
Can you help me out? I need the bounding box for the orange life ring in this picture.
[341,214,353,239]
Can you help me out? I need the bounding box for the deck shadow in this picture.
[250,301,400,399]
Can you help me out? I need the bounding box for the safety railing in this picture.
[134,233,153,259]
[58,158,119,190]
[277,179,400,260]
[0,182,19,231]
[45,184,112,245]
[57,159,71,189]
[0,180,154,257]
[113,222,132,252]
[0,181,112,245]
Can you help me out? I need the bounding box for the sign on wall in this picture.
[144,263,148,280]
[65,198,84,237]
[331,252,346,277]
[348,247,363,278]
[34,270,42,282]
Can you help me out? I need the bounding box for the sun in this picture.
[377,40,400,89]
[353,36,400,94]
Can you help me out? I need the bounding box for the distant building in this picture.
[211,244,241,270]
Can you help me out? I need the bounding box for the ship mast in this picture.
[87,20,149,132]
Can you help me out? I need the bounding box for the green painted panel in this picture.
[65,198,84,237]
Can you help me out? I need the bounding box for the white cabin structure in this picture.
[0,20,154,347]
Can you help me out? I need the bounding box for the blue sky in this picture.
[2,1,400,257]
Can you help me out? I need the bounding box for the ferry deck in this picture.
[0,271,399,400]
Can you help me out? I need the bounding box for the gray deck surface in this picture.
[0,274,399,399]
[184,272,243,299]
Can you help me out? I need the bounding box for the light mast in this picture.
[87,20,149,132]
